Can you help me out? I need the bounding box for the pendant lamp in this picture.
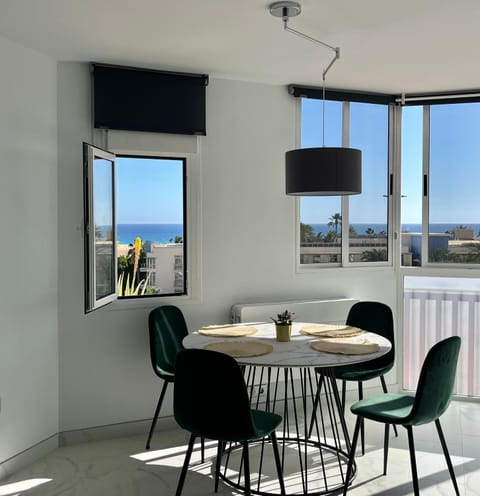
[269,1,362,196]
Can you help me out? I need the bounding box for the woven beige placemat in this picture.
[310,337,380,355]
[198,325,258,337]
[204,340,273,358]
[301,324,364,338]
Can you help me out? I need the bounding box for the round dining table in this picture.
[183,321,391,496]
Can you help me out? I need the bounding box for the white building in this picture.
[142,243,184,294]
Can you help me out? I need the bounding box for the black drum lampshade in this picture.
[285,147,362,196]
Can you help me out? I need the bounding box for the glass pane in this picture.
[349,102,389,263]
[401,106,423,266]
[116,156,186,296]
[429,103,480,264]
[300,98,343,265]
[93,157,115,300]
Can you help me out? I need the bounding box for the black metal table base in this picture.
[219,366,357,496]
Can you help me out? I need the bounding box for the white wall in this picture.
[0,35,58,462]
[56,64,397,433]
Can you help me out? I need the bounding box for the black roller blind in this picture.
[93,63,208,135]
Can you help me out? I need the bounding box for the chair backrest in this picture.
[346,301,395,366]
[149,305,189,379]
[407,336,461,426]
[174,348,257,442]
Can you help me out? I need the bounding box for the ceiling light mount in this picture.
[269,1,301,20]
[269,1,339,79]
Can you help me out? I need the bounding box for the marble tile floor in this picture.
[2,399,480,496]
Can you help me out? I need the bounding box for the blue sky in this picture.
[116,157,184,224]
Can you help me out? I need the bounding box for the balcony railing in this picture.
[403,276,480,397]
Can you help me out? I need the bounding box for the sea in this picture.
[98,224,184,244]
[101,223,480,245]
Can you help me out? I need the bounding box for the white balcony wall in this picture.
[404,276,480,396]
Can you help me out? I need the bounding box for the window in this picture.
[401,102,480,266]
[349,102,389,263]
[144,257,156,270]
[116,155,186,297]
[84,144,187,312]
[299,97,391,266]
[400,106,423,266]
[300,100,343,264]
[83,144,116,311]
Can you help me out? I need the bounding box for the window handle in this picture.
[423,174,428,196]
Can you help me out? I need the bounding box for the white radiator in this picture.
[231,297,358,324]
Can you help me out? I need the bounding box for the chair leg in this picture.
[406,425,420,496]
[358,382,365,455]
[308,373,324,438]
[200,436,205,463]
[145,380,169,449]
[214,441,223,492]
[175,433,196,496]
[380,375,399,438]
[383,423,390,475]
[242,442,251,496]
[341,379,346,412]
[271,431,286,496]
[343,416,362,496]
[435,419,460,495]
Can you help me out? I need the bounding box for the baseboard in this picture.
[0,434,58,480]
[59,415,178,447]
[0,416,179,480]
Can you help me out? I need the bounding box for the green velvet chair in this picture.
[174,348,286,496]
[343,336,461,496]
[310,301,397,453]
[146,305,202,454]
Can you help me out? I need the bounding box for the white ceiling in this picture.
[1,0,480,94]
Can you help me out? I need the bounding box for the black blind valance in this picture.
[93,63,208,135]
[288,84,396,105]
[289,84,480,107]
[393,89,480,106]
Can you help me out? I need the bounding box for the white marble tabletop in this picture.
[183,322,391,368]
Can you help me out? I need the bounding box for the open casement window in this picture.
[84,143,188,313]
[83,143,117,312]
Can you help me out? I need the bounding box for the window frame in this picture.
[83,143,117,312]
[84,142,200,313]
[400,102,480,269]
[295,97,394,271]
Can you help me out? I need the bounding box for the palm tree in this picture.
[300,223,315,242]
[328,213,342,234]
[324,230,338,243]
[365,227,375,236]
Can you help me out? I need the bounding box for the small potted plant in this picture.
[272,310,295,342]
